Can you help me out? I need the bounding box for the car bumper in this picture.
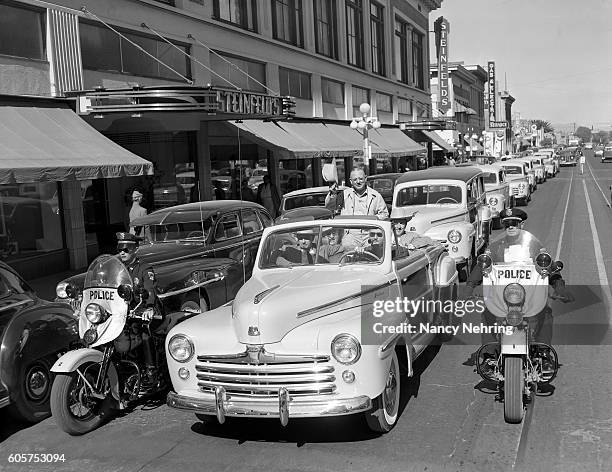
[167,391,372,424]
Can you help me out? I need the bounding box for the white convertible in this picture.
[165,218,458,433]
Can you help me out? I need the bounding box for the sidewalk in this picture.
[27,269,82,301]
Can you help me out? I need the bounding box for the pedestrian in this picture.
[128,188,149,240]
[239,179,256,202]
[579,153,585,175]
[449,155,456,167]
[257,175,281,218]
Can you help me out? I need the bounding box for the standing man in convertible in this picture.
[464,208,573,346]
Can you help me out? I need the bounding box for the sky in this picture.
[430,0,612,131]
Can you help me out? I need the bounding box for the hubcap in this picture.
[25,366,49,401]
[383,362,398,414]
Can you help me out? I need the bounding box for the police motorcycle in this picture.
[49,255,191,435]
[473,249,565,424]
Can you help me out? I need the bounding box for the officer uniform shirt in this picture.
[126,257,157,306]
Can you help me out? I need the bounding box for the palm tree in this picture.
[530,120,554,133]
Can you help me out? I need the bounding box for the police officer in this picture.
[116,232,160,383]
[465,209,573,344]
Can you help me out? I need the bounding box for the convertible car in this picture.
[55,201,273,314]
[0,262,78,422]
[165,218,458,433]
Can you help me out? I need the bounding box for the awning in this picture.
[278,121,361,158]
[323,123,423,157]
[422,131,453,152]
[0,106,153,184]
[463,136,484,152]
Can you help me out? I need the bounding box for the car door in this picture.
[393,251,435,354]
[466,178,482,244]
[212,211,246,270]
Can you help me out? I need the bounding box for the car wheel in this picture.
[7,358,53,423]
[365,350,400,433]
[180,295,209,314]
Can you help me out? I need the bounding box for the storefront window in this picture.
[210,144,260,201]
[0,183,63,261]
[278,159,313,195]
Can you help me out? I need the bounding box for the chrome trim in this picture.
[430,212,466,225]
[158,276,224,299]
[297,280,396,318]
[197,353,330,364]
[279,388,289,426]
[0,396,11,409]
[0,299,31,313]
[379,334,400,358]
[215,386,226,424]
[167,391,372,421]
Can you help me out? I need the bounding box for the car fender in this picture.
[51,348,120,401]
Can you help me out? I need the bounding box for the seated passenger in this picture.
[391,217,434,250]
[318,227,346,263]
[274,229,317,266]
[353,228,385,259]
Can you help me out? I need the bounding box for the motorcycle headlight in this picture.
[85,303,108,324]
[489,197,498,206]
[447,230,462,244]
[331,334,361,365]
[503,284,526,306]
[168,334,194,363]
[56,282,77,299]
[477,253,492,270]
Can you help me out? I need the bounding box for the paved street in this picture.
[2,153,612,472]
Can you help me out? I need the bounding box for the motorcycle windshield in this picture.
[84,255,132,289]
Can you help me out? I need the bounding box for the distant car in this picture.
[0,262,78,423]
[595,146,604,158]
[366,173,406,211]
[499,161,531,207]
[602,145,612,163]
[56,201,274,315]
[585,143,593,150]
[559,148,578,167]
[510,158,538,192]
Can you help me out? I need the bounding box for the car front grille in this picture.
[512,188,519,196]
[195,352,336,397]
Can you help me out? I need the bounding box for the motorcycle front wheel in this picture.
[504,356,524,424]
[50,363,113,435]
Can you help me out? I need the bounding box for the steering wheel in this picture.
[338,250,381,264]
[435,197,459,204]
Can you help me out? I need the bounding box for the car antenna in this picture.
[237,125,247,284]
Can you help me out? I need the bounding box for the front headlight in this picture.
[489,197,499,206]
[56,281,69,299]
[503,283,525,306]
[447,230,462,244]
[85,303,107,324]
[331,334,361,365]
[168,334,194,363]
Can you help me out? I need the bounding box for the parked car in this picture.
[55,201,273,315]
[0,262,78,422]
[527,156,547,183]
[470,163,511,229]
[499,161,531,206]
[366,173,406,211]
[276,185,347,222]
[601,145,612,163]
[390,167,490,280]
[595,146,604,158]
[165,218,458,432]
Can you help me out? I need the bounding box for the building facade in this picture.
[0,0,443,276]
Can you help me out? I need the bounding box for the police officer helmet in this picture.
[116,232,141,252]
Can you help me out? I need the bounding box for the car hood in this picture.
[505,175,527,183]
[231,269,385,344]
[393,205,464,233]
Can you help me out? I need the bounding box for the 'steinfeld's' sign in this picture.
[435,17,451,115]
[216,90,282,116]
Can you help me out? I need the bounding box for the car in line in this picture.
[366,173,406,212]
[511,158,537,192]
[56,201,274,315]
[499,161,531,207]
[559,147,578,167]
[165,218,458,433]
[275,186,344,224]
[0,262,78,423]
[462,163,512,229]
[390,167,490,280]
[601,145,612,163]
[527,156,547,183]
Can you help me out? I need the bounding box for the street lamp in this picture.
[350,103,381,171]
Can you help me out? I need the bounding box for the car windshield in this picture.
[259,224,386,268]
[503,166,523,174]
[482,172,497,184]
[148,218,213,242]
[368,178,394,193]
[283,193,327,211]
[396,184,462,206]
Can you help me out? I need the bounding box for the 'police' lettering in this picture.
[497,269,531,279]
[90,290,115,301]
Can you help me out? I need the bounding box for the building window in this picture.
[377,93,392,112]
[397,97,411,116]
[394,18,409,84]
[279,67,311,99]
[352,85,369,116]
[210,52,266,92]
[314,0,338,59]
[370,2,385,76]
[213,0,258,32]
[80,22,191,81]
[322,77,344,105]
[0,2,45,60]
[345,0,364,69]
[412,29,424,89]
[272,0,303,47]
